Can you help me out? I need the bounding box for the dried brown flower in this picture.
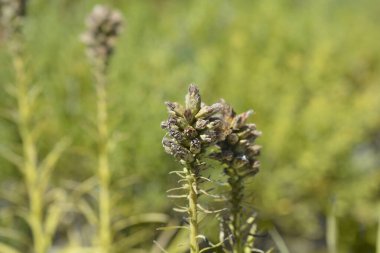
[161,84,228,165]
[212,100,261,178]
[81,5,123,67]
[0,0,28,36]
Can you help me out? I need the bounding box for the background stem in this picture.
[377,204,380,253]
[13,42,47,253]
[95,64,112,252]
[327,203,337,253]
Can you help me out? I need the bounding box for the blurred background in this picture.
[0,0,379,252]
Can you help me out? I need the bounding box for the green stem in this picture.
[227,170,243,253]
[185,166,199,253]
[12,41,47,253]
[95,65,112,252]
[327,204,337,253]
[377,204,380,253]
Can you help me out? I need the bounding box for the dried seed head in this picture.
[0,0,28,36]
[212,100,263,252]
[161,84,229,166]
[210,100,261,179]
[81,5,123,68]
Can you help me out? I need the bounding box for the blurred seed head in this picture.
[81,4,123,68]
[0,0,28,37]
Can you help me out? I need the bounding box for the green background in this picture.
[0,0,379,252]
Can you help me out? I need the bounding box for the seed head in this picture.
[211,101,261,178]
[0,0,28,37]
[161,84,228,165]
[81,5,123,67]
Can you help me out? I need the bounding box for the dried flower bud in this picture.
[165,102,184,117]
[190,138,201,154]
[246,145,261,158]
[232,156,249,169]
[169,129,187,144]
[185,84,201,115]
[231,110,253,129]
[207,119,223,130]
[226,133,239,145]
[162,137,175,155]
[162,137,194,163]
[200,131,219,144]
[183,109,194,123]
[195,119,209,130]
[81,5,123,67]
[195,103,223,119]
[184,126,197,139]
[210,150,234,162]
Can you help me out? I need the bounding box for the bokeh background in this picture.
[0,0,379,252]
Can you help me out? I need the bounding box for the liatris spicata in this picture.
[81,4,123,70]
[81,5,123,252]
[211,101,262,253]
[0,0,27,37]
[161,84,228,253]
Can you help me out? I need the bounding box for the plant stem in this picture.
[95,64,112,252]
[377,204,380,253]
[185,166,199,253]
[327,204,337,253]
[12,41,46,253]
[269,227,290,253]
[227,170,243,253]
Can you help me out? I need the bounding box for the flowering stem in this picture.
[377,204,380,253]
[95,63,112,252]
[185,165,200,253]
[227,170,243,253]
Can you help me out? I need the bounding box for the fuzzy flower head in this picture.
[0,0,28,36]
[161,84,229,165]
[211,101,261,178]
[81,5,123,67]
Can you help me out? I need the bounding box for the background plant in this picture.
[161,84,229,253]
[211,101,263,253]
[0,0,379,252]
[0,0,69,252]
[81,5,123,252]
